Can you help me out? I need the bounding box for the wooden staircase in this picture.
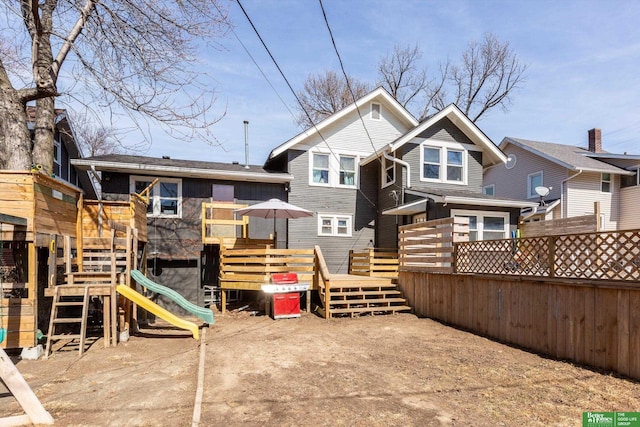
[315,246,411,318]
[319,274,411,318]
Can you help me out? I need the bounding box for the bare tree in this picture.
[448,32,527,122]
[0,0,229,173]
[377,44,429,113]
[295,70,371,128]
[70,111,146,157]
[297,33,526,125]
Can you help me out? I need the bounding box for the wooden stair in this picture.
[45,286,91,357]
[318,274,411,318]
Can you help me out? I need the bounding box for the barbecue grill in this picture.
[261,273,310,319]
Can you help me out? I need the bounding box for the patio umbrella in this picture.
[234,198,313,246]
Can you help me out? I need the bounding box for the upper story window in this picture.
[601,173,611,193]
[483,184,495,196]
[371,102,381,120]
[527,171,543,199]
[309,151,358,188]
[131,176,182,218]
[53,136,62,176]
[382,157,395,188]
[318,214,352,237]
[420,142,467,184]
[339,156,356,186]
[312,153,330,185]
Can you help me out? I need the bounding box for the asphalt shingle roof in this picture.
[504,137,628,174]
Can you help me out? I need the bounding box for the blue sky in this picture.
[141,0,640,164]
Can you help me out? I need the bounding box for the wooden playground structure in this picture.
[0,171,148,354]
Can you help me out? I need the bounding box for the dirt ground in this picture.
[2,311,639,426]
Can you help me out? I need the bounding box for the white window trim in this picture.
[601,172,612,193]
[371,102,381,120]
[309,152,331,187]
[317,214,352,237]
[53,136,62,169]
[337,154,358,188]
[308,150,359,189]
[483,184,495,196]
[527,171,543,199]
[130,175,182,218]
[451,209,510,241]
[382,156,395,188]
[419,140,468,185]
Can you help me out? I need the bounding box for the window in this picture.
[131,176,182,218]
[53,136,62,176]
[527,171,543,198]
[317,215,352,237]
[339,156,356,186]
[312,153,330,184]
[420,142,467,184]
[621,169,639,188]
[452,210,509,241]
[601,173,611,193]
[446,149,464,182]
[371,102,381,120]
[309,151,358,188]
[483,184,495,196]
[422,146,440,180]
[383,157,395,187]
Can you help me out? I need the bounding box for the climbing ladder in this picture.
[45,285,91,357]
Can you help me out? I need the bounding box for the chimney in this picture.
[588,128,602,153]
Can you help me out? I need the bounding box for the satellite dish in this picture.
[535,186,550,197]
[505,154,517,169]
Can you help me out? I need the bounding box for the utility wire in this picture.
[318,0,384,159]
[236,0,378,209]
[212,1,297,123]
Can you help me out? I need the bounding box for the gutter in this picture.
[560,169,583,218]
[383,149,411,188]
[71,159,293,183]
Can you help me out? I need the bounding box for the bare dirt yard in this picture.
[2,311,639,426]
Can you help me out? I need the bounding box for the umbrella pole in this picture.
[273,215,277,248]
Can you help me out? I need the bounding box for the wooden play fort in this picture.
[0,171,147,354]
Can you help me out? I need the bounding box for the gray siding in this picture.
[483,143,569,201]
[417,117,475,144]
[287,150,376,273]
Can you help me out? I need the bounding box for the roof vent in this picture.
[232,161,239,165]
[162,155,170,159]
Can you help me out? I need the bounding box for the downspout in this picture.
[560,169,583,218]
[383,150,411,188]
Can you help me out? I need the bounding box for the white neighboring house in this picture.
[483,129,640,230]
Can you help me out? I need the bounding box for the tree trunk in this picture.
[0,87,32,170]
[33,97,55,175]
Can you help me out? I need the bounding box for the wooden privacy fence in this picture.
[348,248,399,280]
[399,271,640,380]
[519,213,598,237]
[455,228,640,282]
[398,217,468,273]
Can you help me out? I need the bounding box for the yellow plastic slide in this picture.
[116,285,200,339]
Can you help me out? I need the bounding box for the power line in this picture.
[212,1,297,124]
[235,0,378,209]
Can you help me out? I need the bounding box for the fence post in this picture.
[452,243,458,273]
[548,235,556,277]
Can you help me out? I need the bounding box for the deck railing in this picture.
[348,248,399,280]
[398,217,469,273]
[455,228,640,281]
[201,202,249,245]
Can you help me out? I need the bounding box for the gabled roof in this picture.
[362,104,506,167]
[72,154,292,183]
[502,137,633,175]
[267,87,418,160]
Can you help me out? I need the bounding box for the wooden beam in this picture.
[0,347,54,425]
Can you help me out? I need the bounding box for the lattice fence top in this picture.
[456,228,640,282]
